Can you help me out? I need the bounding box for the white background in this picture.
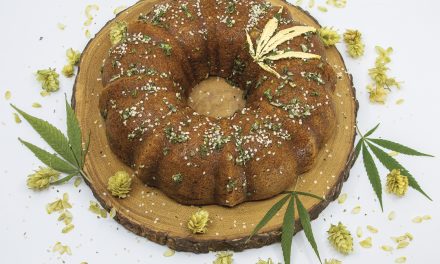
[1,0,439,263]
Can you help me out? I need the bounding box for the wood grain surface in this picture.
[72,0,358,253]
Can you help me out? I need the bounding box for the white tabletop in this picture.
[1,0,439,263]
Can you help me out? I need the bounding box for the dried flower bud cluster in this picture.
[187,209,209,234]
[110,21,128,45]
[327,222,353,254]
[107,170,132,198]
[343,29,365,58]
[386,169,408,196]
[62,48,81,77]
[367,46,401,103]
[26,167,60,190]
[36,68,60,94]
[318,27,340,47]
[46,193,75,233]
[213,251,233,264]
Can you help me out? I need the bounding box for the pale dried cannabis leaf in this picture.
[246,7,321,78]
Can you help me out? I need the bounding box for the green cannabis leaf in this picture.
[354,124,433,208]
[248,191,324,264]
[11,99,91,186]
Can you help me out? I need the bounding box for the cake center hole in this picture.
[188,77,245,118]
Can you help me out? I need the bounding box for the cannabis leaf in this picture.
[248,191,324,264]
[246,7,320,78]
[11,99,91,185]
[354,124,433,208]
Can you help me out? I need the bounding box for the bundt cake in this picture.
[99,0,337,207]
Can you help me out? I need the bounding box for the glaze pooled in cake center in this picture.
[189,77,245,118]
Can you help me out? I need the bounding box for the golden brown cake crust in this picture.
[99,0,338,207]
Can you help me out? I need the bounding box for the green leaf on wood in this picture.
[65,99,83,167]
[296,195,322,263]
[11,104,77,166]
[281,195,295,264]
[368,138,434,157]
[18,138,78,174]
[367,142,432,201]
[247,194,290,242]
[353,139,363,163]
[362,143,383,210]
[293,191,325,201]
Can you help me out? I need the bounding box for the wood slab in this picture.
[73,0,358,253]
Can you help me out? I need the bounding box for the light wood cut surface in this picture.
[73,0,358,253]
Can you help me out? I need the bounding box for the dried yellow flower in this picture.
[318,6,328,12]
[109,207,117,218]
[62,223,75,234]
[318,27,340,47]
[53,242,72,255]
[36,68,60,93]
[188,209,209,234]
[367,46,401,103]
[343,29,365,58]
[32,102,42,108]
[388,211,396,221]
[325,258,342,264]
[381,245,393,252]
[4,90,11,100]
[107,171,132,198]
[423,215,432,220]
[13,113,22,123]
[47,193,72,214]
[367,85,388,104]
[256,258,274,264]
[412,216,423,223]
[84,4,99,26]
[85,29,92,38]
[66,48,81,65]
[356,226,363,238]
[113,5,127,14]
[89,201,108,218]
[351,205,361,214]
[376,46,393,64]
[386,169,408,196]
[395,257,407,263]
[74,177,82,187]
[57,23,66,30]
[366,225,378,234]
[327,222,353,254]
[396,99,405,105]
[397,241,409,249]
[326,0,347,8]
[213,251,233,264]
[27,167,60,190]
[163,248,175,257]
[359,237,372,248]
[58,210,73,225]
[110,21,128,45]
[62,64,75,78]
[337,193,347,204]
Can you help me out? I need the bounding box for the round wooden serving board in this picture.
[73,0,358,253]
